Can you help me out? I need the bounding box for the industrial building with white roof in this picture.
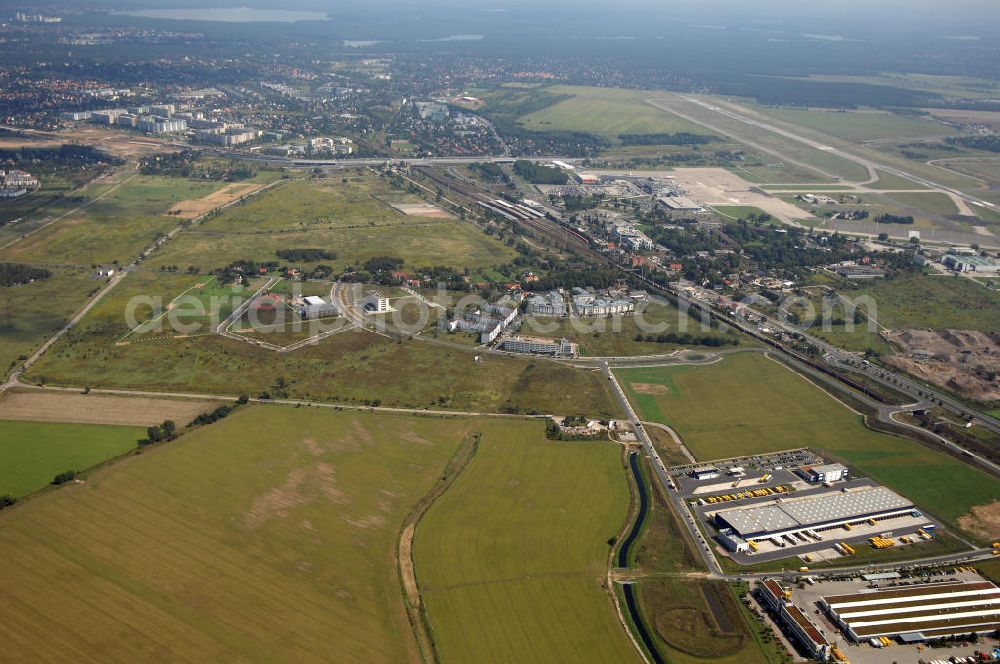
[821,579,1000,642]
[713,486,914,542]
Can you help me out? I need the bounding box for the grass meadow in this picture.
[0,268,100,372]
[845,272,1000,332]
[25,272,622,417]
[0,406,485,663]
[517,85,710,139]
[0,174,225,267]
[145,174,517,273]
[751,107,958,143]
[615,352,1000,541]
[414,419,641,664]
[0,419,143,497]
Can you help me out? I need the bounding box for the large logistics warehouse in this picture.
[821,579,1000,642]
[713,486,914,542]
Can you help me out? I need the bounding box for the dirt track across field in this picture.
[0,391,217,426]
[167,182,265,218]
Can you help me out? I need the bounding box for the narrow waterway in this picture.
[617,452,649,568]
[618,452,665,664]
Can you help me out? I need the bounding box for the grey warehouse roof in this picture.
[717,487,913,537]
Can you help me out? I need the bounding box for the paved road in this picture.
[603,361,726,577]
[1,270,129,396]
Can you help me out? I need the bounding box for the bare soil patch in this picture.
[244,462,345,529]
[166,182,264,219]
[0,391,217,426]
[883,328,1000,401]
[631,382,669,395]
[958,500,1000,541]
[0,127,176,157]
[390,202,453,219]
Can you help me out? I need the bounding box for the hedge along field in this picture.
[414,419,642,664]
[0,406,485,663]
[0,419,144,497]
[615,352,1000,542]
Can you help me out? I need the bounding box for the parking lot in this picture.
[668,449,947,567]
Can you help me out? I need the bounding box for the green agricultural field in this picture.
[0,268,99,372]
[0,406,486,662]
[522,300,743,357]
[518,85,710,139]
[25,272,621,417]
[0,419,143,497]
[750,107,957,143]
[414,420,640,664]
[0,174,225,267]
[615,352,1000,541]
[144,175,515,273]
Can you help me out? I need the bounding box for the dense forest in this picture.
[618,132,718,146]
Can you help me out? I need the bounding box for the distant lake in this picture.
[113,7,329,23]
[422,34,484,42]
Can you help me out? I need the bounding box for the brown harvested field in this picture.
[0,390,219,426]
[390,202,454,218]
[167,181,266,218]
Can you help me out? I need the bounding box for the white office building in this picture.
[501,335,578,358]
[364,291,391,313]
